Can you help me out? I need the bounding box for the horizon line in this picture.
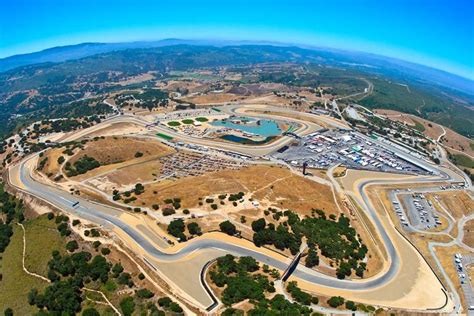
[1,37,473,82]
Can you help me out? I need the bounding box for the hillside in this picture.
[0,44,473,139]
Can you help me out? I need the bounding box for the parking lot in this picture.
[454,254,474,314]
[399,193,443,230]
[273,129,428,174]
[157,150,246,179]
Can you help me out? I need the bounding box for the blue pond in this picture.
[211,117,282,137]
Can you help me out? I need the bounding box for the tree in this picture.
[169,302,183,313]
[28,280,83,314]
[327,296,345,308]
[0,223,13,253]
[136,288,154,299]
[157,297,172,308]
[112,263,124,277]
[239,256,259,272]
[222,308,243,316]
[118,272,134,287]
[65,240,79,252]
[162,208,175,216]
[120,297,135,316]
[336,261,352,279]
[345,300,357,311]
[82,307,100,316]
[88,255,111,283]
[168,219,186,241]
[219,221,237,236]
[101,247,111,256]
[3,308,13,316]
[305,248,319,268]
[187,222,202,236]
[286,281,312,305]
[251,218,266,232]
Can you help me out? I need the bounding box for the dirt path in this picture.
[17,223,121,315]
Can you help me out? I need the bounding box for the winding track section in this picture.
[8,105,463,311]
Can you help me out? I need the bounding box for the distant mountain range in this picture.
[0,39,472,96]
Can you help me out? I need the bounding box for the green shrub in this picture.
[327,296,345,308]
[219,221,237,236]
[120,297,135,316]
[136,288,154,299]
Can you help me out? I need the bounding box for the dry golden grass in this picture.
[63,137,175,182]
[106,160,163,186]
[428,191,474,219]
[332,166,347,178]
[70,136,172,165]
[42,147,66,176]
[249,109,331,129]
[133,165,338,215]
[463,219,474,248]
[182,93,239,104]
[83,122,147,138]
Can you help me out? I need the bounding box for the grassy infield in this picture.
[0,215,105,314]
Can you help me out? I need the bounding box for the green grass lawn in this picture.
[452,153,474,168]
[24,215,66,276]
[0,215,65,314]
[195,117,209,122]
[167,121,181,127]
[411,119,425,132]
[182,119,194,124]
[156,133,173,140]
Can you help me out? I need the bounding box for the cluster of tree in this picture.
[462,168,474,182]
[113,183,146,203]
[33,117,95,135]
[224,293,313,315]
[212,255,316,314]
[117,293,184,316]
[209,255,274,305]
[167,219,202,241]
[251,218,301,255]
[227,191,245,202]
[251,209,368,279]
[156,296,183,314]
[115,89,169,111]
[53,214,72,236]
[26,219,170,315]
[64,155,101,177]
[163,197,181,210]
[287,281,318,306]
[28,244,112,314]
[0,183,24,224]
[0,223,13,253]
[219,220,237,236]
[0,183,24,253]
[37,157,48,171]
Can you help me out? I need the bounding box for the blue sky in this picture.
[1,0,473,78]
